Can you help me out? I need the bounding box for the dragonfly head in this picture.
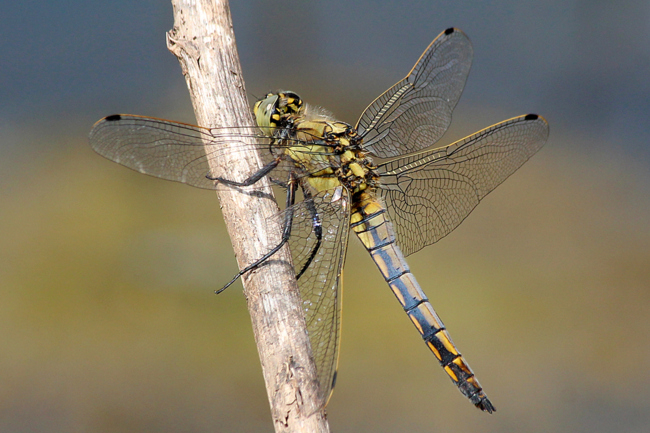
[254,91,303,131]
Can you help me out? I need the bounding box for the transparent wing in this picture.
[377,115,549,256]
[88,114,336,190]
[270,187,350,404]
[356,28,473,158]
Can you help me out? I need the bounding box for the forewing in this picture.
[377,115,549,256]
[271,187,351,404]
[89,114,334,189]
[356,28,473,158]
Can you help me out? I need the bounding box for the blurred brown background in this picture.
[2,1,649,432]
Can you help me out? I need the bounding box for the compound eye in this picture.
[254,93,281,129]
[280,91,303,113]
[282,91,301,101]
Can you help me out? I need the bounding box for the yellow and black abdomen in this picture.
[350,192,495,413]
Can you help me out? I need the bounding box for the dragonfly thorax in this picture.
[255,92,379,195]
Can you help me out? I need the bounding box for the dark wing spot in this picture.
[105,114,122,121]
[445,27,455,35]
[524,114,539,121]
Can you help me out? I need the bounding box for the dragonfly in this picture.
[89,28,548,413]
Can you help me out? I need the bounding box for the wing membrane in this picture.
[356,28,473,158]
[377,115,549,256]
[89,114,336,190]
[270,187,351,404]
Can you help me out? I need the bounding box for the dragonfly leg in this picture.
[216,173,298,294]
[207,157,281,187]
[269,177,289,188]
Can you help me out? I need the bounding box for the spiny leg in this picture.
[216,172,298,294]
[206,157,281,187]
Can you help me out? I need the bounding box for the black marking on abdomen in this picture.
[386,269,410,284]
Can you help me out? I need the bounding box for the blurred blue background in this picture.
[1,1,649,432]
